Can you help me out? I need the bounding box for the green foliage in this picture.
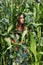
[0,0,43,65]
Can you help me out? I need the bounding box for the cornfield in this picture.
[0,0,43,65]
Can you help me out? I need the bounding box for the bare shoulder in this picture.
[24,26,28,31]
[24,26,29,35]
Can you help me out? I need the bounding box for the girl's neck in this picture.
[19,23,23,27]
[16,23,24,32]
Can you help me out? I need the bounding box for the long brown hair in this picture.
[16,13,25,32]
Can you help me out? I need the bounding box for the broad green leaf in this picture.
[21,30,27,41]
[7,24,13,33]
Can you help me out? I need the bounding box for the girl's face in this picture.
[19,14,24,24]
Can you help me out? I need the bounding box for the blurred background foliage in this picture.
[0,0,43,65]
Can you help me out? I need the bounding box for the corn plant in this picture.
[0,0,43,65]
